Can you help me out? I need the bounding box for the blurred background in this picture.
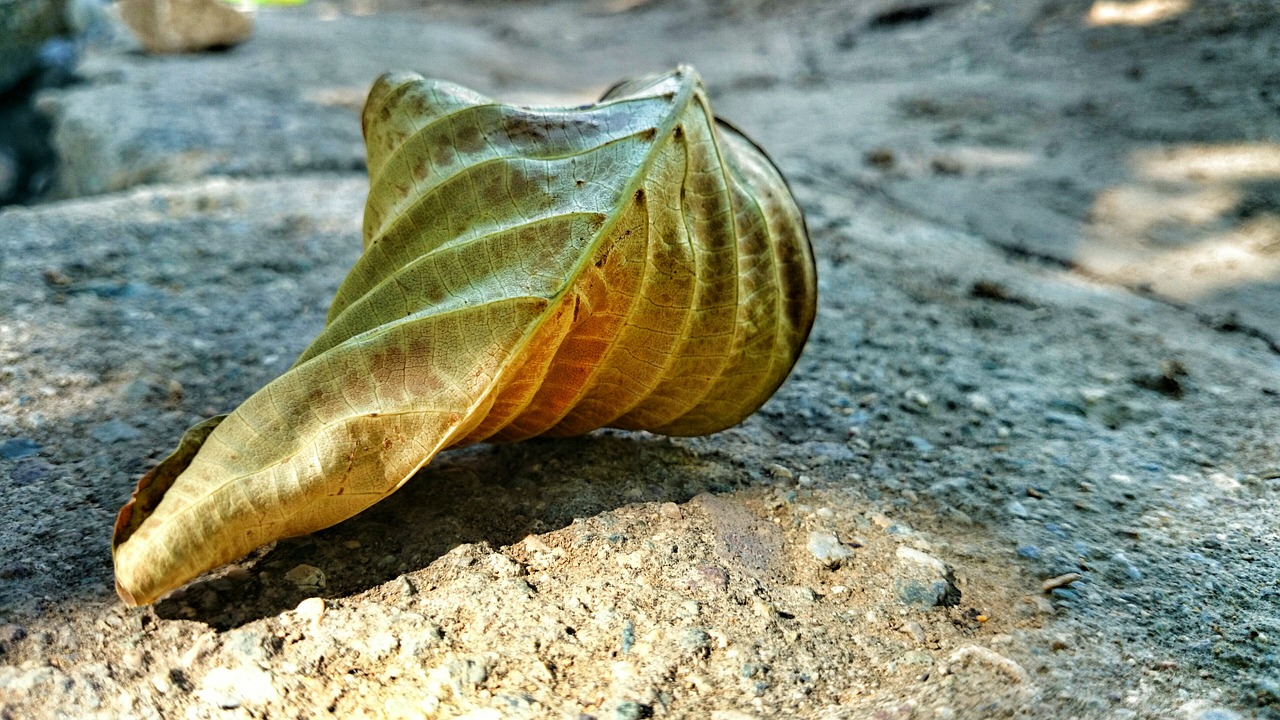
[3,0,1278,337]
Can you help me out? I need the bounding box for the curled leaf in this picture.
[112,65,817,605]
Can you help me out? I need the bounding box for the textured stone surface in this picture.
[2,1,1280,717]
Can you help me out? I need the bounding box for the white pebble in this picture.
[294,597,326,625]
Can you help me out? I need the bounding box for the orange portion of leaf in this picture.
[112,65,817,605]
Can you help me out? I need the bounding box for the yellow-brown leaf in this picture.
[112,65,816,605]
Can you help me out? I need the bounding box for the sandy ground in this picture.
[1,0,1279,717]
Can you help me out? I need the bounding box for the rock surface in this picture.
[2,1,1280,718]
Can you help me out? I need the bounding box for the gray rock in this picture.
[615,701,651,720]
[220,628,277,667]
[0,437,40,459]
[284,564,325,589]
[807,530,854,569]
[678,628,711,656]
[620,620,635,654]
[1106,552,1143,583]
[894,547,960,608]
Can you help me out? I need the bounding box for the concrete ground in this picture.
[1,1,1279,717]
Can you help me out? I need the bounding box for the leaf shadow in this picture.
[154,430,746,630]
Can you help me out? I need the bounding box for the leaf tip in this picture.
[114,576,140,607]
[111,416,226,605]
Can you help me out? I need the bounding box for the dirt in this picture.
[1,0,1279,718]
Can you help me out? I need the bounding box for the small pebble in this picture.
[894,547,958,608]
[897,546,947,574]
[294,597,326,625]
[658,502,682,520]
[620,620,635,654]
[121,650,145,672]
[1049,588,1080,603]
[807,531,854,569]
[966,393,994,414]
[766,463,794,480]
[678,628,711,656]
[397,575,416,597]
[485,553,523,578]
[1016,545,1041,560]
[615,701,651,720]
[284,564,326,589]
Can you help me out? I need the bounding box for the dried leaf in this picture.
[112,65,817,605]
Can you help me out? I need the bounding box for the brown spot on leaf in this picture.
[506,114,548,144]
[454,121,484,153]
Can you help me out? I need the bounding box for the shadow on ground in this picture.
[152,431,740,630]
